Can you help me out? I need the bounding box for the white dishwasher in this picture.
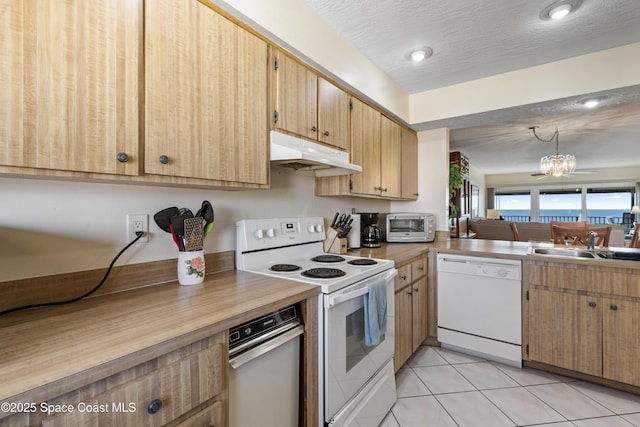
[437,253,522,367]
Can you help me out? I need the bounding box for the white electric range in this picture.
[236,217,397,427]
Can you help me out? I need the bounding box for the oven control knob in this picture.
[244,327,252,335]
[255,229,264,239]
[266,228,275,237]
[307,225,315,233]
[315,224,323,232]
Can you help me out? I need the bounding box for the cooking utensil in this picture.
[170,216,186,251]
[153,207,179,233]
[196,200,215,236]
[183,217,205,251]
[169,223,182,250]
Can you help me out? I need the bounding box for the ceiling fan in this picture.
[530,170,596,180]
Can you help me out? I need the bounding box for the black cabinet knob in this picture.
[588,301,597,308]
[159,155,169,164]
[147,399,162,414]
[610,304,618,311]
[311,126,317,132]
[401,275,407,280]
[414,287,419,292]
[116,152,129,163]
[323,130,330,136]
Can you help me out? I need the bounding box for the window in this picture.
[495,191,531,222]
[586,188,634,225]
[539,189,582,223]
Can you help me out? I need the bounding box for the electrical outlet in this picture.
[127,214,149,243]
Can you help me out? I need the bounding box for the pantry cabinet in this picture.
[525,260,640,387]
[0,0,141,176]
[394,255,429,371]
[273,51,350,150]
[144,0,268,185]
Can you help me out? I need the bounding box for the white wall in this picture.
[0,170,389,281]
[391,128,450,232]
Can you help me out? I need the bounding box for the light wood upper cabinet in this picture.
[145,0,268,185]
[273,51,349,150]
[380,116,402,198]
[0,0,141,175]
[350,97,381,196]
[401,128,419,199]
[317,78,350,150]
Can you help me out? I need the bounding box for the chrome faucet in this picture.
[587,231,597,250]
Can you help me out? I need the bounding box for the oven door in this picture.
[323,268,397,421]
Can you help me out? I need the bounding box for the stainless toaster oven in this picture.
[383,213,436,242]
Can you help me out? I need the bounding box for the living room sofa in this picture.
[468,219,625,246]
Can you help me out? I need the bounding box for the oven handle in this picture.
[328,269,397,307]
[229,324,304,369]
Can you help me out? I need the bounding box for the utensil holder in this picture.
[327,237,347,254]
[177,250,205,285]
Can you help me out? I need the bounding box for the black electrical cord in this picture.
[0,231,145,317]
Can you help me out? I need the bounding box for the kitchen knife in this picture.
[330,212,339,228]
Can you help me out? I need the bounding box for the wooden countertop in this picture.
[0,270,319,404]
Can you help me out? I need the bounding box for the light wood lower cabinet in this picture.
[394,255,428,371]
[11,334,228,427]
[525,260,640,388]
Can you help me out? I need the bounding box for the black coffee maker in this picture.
[360,213,382,248]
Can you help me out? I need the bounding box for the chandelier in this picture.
[529,126,576,176]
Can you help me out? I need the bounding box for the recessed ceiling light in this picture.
[578,97,607,108]
[539,0,582,21]
[583,99,600,108]
[407,47,433,62]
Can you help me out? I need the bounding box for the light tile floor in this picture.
[381,346,640,427]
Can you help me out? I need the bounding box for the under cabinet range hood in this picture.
[270,131,362,177]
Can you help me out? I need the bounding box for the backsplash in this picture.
[0,168,391,282]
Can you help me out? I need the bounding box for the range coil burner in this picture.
[301,268,346,279]
[311,255,345,263]
[270,264,302,272]
[347,258,378,266]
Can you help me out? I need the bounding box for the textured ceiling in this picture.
[302,0,640,176]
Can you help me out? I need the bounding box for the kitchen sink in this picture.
[532,248,595,258]
[532,247,640,261]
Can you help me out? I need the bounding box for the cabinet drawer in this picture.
[395,263,412,291]
[42,344,223,427]
[411,257,427,279]
[174,401,223,427]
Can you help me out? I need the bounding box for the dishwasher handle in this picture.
[229,324,304,369]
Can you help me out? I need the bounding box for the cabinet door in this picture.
[394,286,413,372]
[603,298,640,386]
[380,116,402,198]
[528,288,602,376]
[0,0,140,175]
[145,0,268,184]
[317,78,349,150]
[401,129,419,199]
[350,98,381,196]
[411,277,429,351]
[274,52,318,140]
